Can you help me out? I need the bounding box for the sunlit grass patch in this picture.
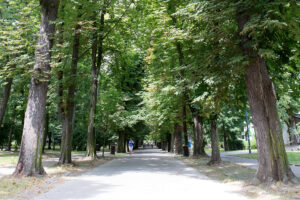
[0,176,45,199]
[0,152,19,166]
[115,153,126,157]
[177,156,299,200]
[231,152,300,165]
[177,156,255,182]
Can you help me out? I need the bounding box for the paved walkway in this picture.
[0,165,15,178]
[35,149,250,200]
[220,151,300,177]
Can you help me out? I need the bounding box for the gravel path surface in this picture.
[35,149,250,200]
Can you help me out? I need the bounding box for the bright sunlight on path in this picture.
[36,149,250,200]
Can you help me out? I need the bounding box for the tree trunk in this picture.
[208,115,221,165]
[223,126,229,151]
[0,76,13,128]
[52,135,55,151]
[193,114,206,157]
[176,41,188,150]
[42,111,49,154]
[167,133,171,152]
[237,9,297,183]
[174,123,183,154]
[59,7,81,164]
[162,141,166,151]
[189,105,206,157]
[117,132,125,153]
[182,101,189,147]
[86,9,105,158]
[13,0,59,176]
[6,104,17,151]
[134,139,139,149]
[7,125,13,151]
[124,137,128,153]
[47,131,52,150]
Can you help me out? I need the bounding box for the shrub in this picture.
[243,137,257,150]
[227,138,245,150]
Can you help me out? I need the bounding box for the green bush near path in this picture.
[231,152,300,165]
[243,137,257,150]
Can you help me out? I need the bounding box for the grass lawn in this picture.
[177,156,300,200]
[204,148,250,154]
[231,152,300,165]
[0,152,19,166]
[204,148,225,153]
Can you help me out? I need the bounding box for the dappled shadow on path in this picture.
[36,149,252,200]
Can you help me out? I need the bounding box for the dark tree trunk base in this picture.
[192,154,208,159]
[207,160,221,166]
[13,164,46,177]
[174,123,183,155]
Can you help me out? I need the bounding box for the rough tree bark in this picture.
[208,115,221,165]
[167,133,172,152]
[13,0,60,176]
[189,105,206,157]
[7,125,13,151]
[182,99,189,156]
[86,9,106,158]
[117,132,126,153]
[170,133,175,153]
[174,123,183,154]
[59,6,81,164]
[237,8,297,183]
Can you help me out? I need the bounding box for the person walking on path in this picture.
[129,138,134,154]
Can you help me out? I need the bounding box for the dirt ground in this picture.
[0,156,114,200]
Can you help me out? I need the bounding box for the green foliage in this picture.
[243,136,257,150]
[0,0,298,155]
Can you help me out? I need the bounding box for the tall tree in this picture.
[236,2,297,183]
[13,0,60,176]
[189,105,206,157]
[86,6,106,158]
[208,115,221,165]
[59,5,82,164]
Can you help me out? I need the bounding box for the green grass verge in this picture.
[204,148,251,154]
[0,152,19,166]
[231,152,300,165]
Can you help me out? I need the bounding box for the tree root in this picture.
[207,160,221,166]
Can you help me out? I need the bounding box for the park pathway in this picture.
[36,149,249,200]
